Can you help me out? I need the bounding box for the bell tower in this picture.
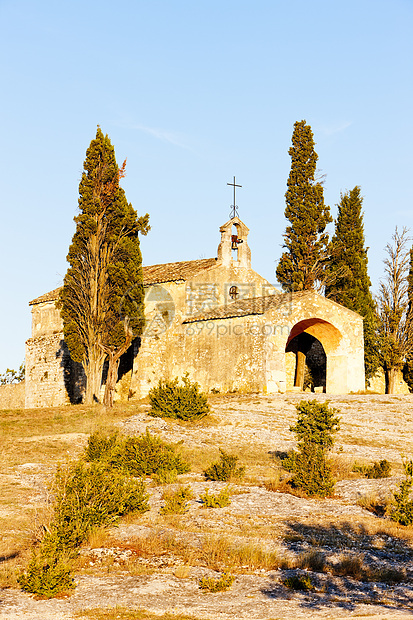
[217,216,251,268]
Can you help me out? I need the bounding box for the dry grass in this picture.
[329,453,357,480]
[182,443,270,482]
[283,515,413,549]
[101,531,180,559]
[263,469,292,493]
[180,445,218,475]
[84,526,114,549]
[199,534,287,572]
[332,552,365,579]
[329,552,406,583]
[356,491,391,516]
[263,476,312,499]
[0,547,32,589]
[296,549,326,572]
[94,530,287,574]
[0,400,145,584]
[0,403,140,469]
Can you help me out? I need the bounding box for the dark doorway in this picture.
[286,332,326,391]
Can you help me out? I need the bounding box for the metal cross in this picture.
[227,176,242,219]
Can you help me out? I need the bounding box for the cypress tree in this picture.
[325,186,379,383]
[59,128,149,405]
[276,120,332,291]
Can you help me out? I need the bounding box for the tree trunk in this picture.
[386,366,398,394]
[100,321,133,408]
[295,351,306,389]
[103,351,121,407]
[84,348,106,404]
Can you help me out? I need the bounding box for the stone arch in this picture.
[285,317,347,394]
[217,217,251,268]
[286,332,327,391]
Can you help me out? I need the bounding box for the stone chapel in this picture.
[25,216,365,408]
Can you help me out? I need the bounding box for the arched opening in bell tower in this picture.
[231,223,239,261]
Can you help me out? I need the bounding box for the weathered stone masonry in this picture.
[25,216,366,408]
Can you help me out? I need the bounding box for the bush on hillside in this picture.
[85,428,190,477]
[160,485,194,514]
[391,459,413,526]
[148,374,210,421]
[199,573,235,592]
[200,486,232,508]
[286,400,340,497]
[19,460,149,597]
[353,459,391,479]
[204,449,245,482]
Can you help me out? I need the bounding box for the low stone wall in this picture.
[0,381,25,410]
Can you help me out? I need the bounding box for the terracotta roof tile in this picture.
[29,258,217,305]
[28,288,63,306]
[142,258,217,284]
[183,294,285,322]
[183,290,362,323]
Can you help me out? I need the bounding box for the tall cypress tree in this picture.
[59,128,149,405]
[276,120,332,291]
[325,186,379,382]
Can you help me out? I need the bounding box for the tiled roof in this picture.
[142,258,217,284]
[29,258,217,305]
[183,290,362,323]
[183,294,284,323]
[28,288,63,306]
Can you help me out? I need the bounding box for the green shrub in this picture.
[18,549,74,598]
[353,459,391,479]
[287,400,340,497]
[52,462,149,550]
[283,574,314,591]
[148,373,210,421]
[119,431,190,477]
[84,428,121,462]
[281,449,297,473]
[19,460,149,597]
[204,450,245,482]
[391,459,413,526]
[200,486,231,508]
[199,572,235,592]
[85,429,190,477]
[160,485,194,514]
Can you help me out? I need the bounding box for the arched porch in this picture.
[285,318,347,394]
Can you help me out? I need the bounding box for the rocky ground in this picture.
[2,393,413,619]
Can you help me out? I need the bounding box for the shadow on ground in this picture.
[261,520,413,612]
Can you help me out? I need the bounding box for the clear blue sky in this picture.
[0,0,412,372]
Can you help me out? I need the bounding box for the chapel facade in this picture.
[25,216,365,408]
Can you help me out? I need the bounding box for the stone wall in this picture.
[25,333,85,408]
[130,261,274,399]
[0,381,25,410]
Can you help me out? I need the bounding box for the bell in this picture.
[231,234,238,250]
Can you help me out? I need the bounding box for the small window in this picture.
[229,286,239,300]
